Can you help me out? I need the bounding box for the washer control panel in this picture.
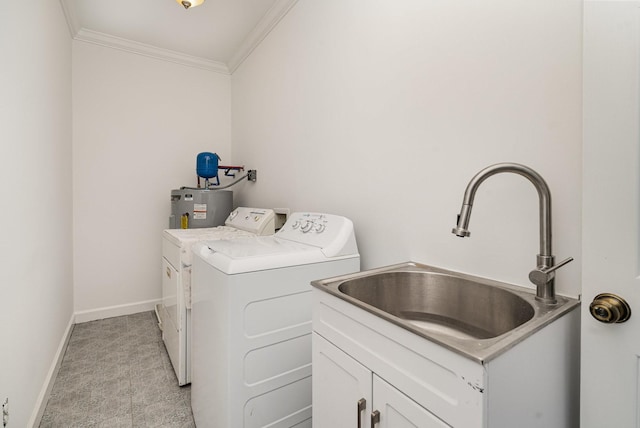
[291,214,328,234]
[225,207,276,235]
[276,212,358,257]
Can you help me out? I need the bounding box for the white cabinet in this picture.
[372,375,448,428]
[313,333,448,428]
[313,333,371,427]
[312,289,580,428]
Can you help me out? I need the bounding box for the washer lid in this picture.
[193,236,353,274]
[162,226,251,248]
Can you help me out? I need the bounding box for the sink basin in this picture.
[312,262,580,362]
[338,271,535,340]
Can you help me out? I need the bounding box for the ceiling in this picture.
[60,0,298,73]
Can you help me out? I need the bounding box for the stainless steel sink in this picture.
[338,271,535,340]
[312,262,580,362]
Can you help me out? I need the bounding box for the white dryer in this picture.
[160,207,277,386]
[191,212,360,428]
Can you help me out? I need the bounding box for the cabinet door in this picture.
[312,333,372,428]
[372,376,450,428]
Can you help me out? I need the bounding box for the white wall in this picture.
[73,42,232,317]
[0,1,73,426]
[232,0,583,297]
[0,1,583,424]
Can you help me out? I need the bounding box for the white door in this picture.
[371,376,449,428]
[582,2,640,427]
[312,333,373,428]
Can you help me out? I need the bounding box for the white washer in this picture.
[160,207,277,386]
[191,212,360,428]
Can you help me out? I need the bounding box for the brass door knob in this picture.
[589,293,631,323]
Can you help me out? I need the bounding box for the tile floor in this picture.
[39,311,195,427]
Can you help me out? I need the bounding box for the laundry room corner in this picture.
[71,40,233,319]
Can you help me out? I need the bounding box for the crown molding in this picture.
[227,0,299,73]
[58,0,298,75]
[75,29,230,74]
[59,0,81,38]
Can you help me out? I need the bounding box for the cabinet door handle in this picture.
[371,410,380,427]
[357,398,366,428]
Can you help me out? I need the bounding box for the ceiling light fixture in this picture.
[177,0,205,9]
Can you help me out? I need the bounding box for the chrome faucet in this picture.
[452,163,572,304]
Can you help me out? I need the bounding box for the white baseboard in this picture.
[29,313,75,428]
[74,298,161,323]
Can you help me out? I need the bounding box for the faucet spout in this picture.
[452,163,568,304]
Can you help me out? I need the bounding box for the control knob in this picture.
[301,221,314,233]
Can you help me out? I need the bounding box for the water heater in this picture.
[169,188,232,229]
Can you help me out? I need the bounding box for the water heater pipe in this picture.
[184,169,256,191]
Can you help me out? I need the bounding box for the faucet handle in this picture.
[529,257,574,286]
[544,257,574,274]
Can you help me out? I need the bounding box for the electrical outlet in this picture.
[2,398,8,427]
